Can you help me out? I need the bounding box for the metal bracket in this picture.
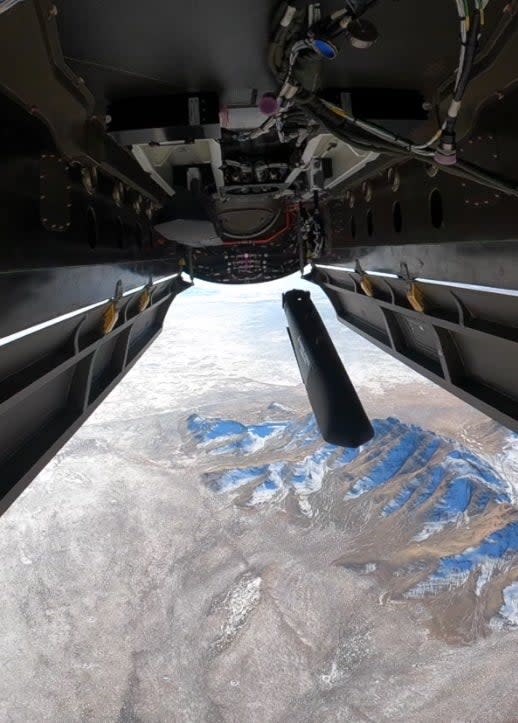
[353,259,375,297]
[101,280,124,335]
[40,153,71,231]
[459,133,502,207]
[399,262,426,312]
[114,280,123,304]
[399,262,413,282]
[137,276,155,313]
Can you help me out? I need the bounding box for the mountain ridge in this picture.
[189,412,518,642]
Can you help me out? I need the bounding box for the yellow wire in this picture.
[321,97,442,151]
[322,99,349,119]
[321,2,476,150]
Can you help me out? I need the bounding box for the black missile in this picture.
[283,290,374,448]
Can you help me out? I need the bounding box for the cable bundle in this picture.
[262,0,518,198]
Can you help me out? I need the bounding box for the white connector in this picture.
[279,81,300,100]
[280,5,297,27]
[331,8,349,20]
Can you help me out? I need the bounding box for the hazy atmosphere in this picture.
[1,274,518,721]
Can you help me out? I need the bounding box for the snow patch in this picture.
[406,570,472,598]
[475,559,500,597]
[195,412,518,600]
[499,433,518,503]
[211,574,262,652]
[298,496,313,518]
[499,582,518,626]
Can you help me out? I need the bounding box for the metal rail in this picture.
[0,273,191,516]
[309,263,518,432]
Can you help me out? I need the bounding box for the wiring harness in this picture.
[262,0,518,198]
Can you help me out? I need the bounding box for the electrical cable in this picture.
[299,0,486,163]
[261,0,518,197]
[64,56,180,89]
[299,94,414,156]
[310,93,518,196]
[434,6,481,163]
[317,97,435,156]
